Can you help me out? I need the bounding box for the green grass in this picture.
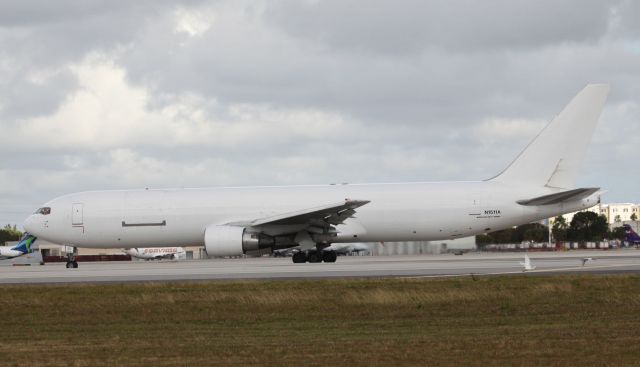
[1,275,640,366]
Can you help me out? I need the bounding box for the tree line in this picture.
[476,212,623,247]
[0,224,23,244]
[476,223,548,246]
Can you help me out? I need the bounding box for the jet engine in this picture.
[204,225,274,257]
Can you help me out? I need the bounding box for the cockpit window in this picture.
[35,207,51,215]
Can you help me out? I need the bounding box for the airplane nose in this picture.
[23,215,36,234]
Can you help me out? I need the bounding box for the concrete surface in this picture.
[1,250,639,284]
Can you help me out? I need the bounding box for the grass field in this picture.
[1,275,640,366]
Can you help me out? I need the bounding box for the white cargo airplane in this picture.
[126,247,187,260]
[23,84,609,268]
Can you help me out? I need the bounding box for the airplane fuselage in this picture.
[24,180,597,249]
[0,247,26,260]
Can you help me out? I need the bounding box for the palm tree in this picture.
[552,216,568,242]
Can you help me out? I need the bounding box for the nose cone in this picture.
[23,214,44,238]
[23,215,36,234]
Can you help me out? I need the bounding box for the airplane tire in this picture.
[322,251,337,263]
[307,251,322,263]
[66,261,74,269]
[292,252,307,263]
[73,261,79,268]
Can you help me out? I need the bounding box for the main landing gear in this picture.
[292,249,337,264]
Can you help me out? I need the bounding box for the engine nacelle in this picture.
[204,225,273,257]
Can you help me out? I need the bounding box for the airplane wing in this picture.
[226,199,370,241]
[516,187,600,206]
[249,199,370,227]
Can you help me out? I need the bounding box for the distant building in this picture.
[369,237,476,256]
[4,238,207,260]
[600,203,640,223]
[72,246,206,260]
[549,202,640,225]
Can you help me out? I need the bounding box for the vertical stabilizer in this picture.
[11,233,37,254]
[492,84,609,189]
[624,225,640,244]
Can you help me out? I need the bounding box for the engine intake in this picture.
[204,225,274,257]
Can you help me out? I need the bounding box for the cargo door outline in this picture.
[72,203,84,232]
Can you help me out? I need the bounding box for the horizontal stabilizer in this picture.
[516,187,600,206]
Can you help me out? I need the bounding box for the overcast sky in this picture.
[1,0,639,227]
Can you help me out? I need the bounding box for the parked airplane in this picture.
[125,247,186,260]
[520,254,536,271]
[0,233,37,260]
[623,224,640,245]
[23,84,609,268]
[324,243,370,255]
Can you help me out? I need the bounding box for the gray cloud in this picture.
[0,1,202,119]
[0,68,77,119]
[117,1,637,127]
[0,0,639,227]
[266,0,613,54]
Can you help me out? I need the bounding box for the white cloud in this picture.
[3,55,357,153]
[174,6,215,37]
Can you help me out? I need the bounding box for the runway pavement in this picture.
[1,250,640,284]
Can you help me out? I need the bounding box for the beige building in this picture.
[549,202,640,226]
[600,203,640,223]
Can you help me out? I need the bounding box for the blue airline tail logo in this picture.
[623,225,640,244]
[11,233,37,254]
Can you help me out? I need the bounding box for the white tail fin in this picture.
[491,84,609,189]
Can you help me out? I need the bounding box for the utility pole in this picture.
[548,217,552,249]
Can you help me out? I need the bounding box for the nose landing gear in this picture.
[65,247,78,269]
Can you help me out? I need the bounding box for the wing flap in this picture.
[517,187,600,206]
[249,199,370,227]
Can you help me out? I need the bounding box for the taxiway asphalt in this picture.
[1,250,640,284]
